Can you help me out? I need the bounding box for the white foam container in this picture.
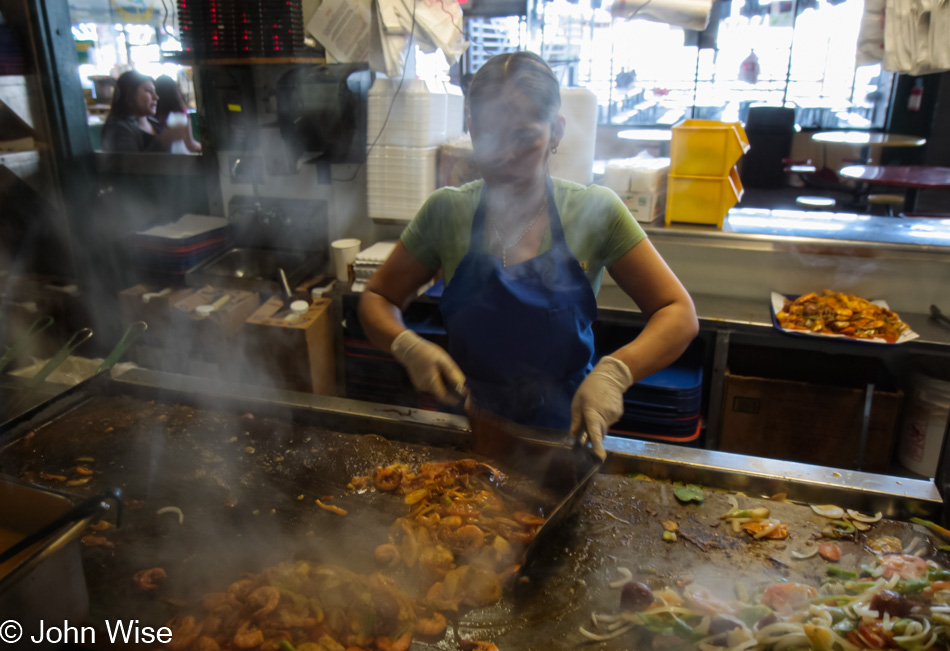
[898,361,950,477]
[368,78,452,147]
[549,87,598,186]
[367,145,438,222]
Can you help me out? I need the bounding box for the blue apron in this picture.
[440,177,598,428]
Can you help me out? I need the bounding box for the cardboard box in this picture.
[438,141,478,189]
[720,371,902,473]
[623,190,666,223]
[241,296,335,395]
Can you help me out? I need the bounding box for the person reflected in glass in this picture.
[155,75,202,154]
[101,71,191,153]
[358,52,698,460]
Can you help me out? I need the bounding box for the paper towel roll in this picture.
[549,87,598,186]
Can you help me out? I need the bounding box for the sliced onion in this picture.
[157,506,184,525]
[852,521,872,531]
[811,504,845,519]
[579,623,635,641]
[791,547,820,559]
[846,509,882,523]
[608,567,634,588]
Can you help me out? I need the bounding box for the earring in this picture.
[551,146,558,154]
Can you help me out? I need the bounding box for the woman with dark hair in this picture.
[359,51,699,460]
[101,70,191,152]
[154,74,202,154]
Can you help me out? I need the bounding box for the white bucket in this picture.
[898,362,950,477]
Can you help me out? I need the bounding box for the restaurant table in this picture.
[811,130,927,165]
[839,164,950,213]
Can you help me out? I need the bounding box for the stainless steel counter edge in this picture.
[643,214,950,258]
[602,434,941,516]
[110,369,944,516]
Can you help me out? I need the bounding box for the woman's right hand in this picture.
[390,330,466,404]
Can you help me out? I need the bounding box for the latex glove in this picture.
[570,356,634,460]
[390,330,466,404]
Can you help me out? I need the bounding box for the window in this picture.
[463,0,893,128]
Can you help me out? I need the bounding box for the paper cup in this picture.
[331,238,361,283]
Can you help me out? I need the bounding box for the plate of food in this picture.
[771,289,919,344]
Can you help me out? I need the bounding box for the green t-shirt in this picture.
[401,178,647,294]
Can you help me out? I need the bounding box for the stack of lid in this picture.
[609,362,703,445]
[129,214,230,276]
[177,0,305,59]
[665,120,749,229]
[350,241,395,292]
[367,78,464,222]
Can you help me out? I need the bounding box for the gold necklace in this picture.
[489,197,547,267]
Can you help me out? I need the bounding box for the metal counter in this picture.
[646,208,950,253]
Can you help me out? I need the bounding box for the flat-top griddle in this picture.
[0,372,945,650]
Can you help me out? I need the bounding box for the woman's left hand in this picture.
[570,356,634,460]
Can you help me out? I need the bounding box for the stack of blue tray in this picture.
[609,362,703,444]
[129,215,231,276]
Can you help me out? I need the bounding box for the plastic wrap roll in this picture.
[550,87,598,186]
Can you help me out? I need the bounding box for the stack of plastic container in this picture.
[609,363,704,445]
[366,78,464,222]
[665,120,749,229]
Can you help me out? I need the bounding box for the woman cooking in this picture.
[101,71,191,153]
[358,52,698,459]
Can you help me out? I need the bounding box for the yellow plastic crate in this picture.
[665,167,744,229]
[670,120,750,177]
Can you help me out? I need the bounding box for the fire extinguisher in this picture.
[908,78,924,112]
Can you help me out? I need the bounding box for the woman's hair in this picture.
[107,70,153,121]
[466,51,561,125]
[154,75,186,125]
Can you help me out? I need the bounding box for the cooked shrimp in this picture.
[247,585,280,618]
[165,616,200,651]
[451,525,485,554]
[474,462,505,483]
[375,543,401,568]
[512,511,545,526]
[460,640,499,651]
[132,567,167,591]
[374,632,412,651]
[415,611,447,638]
[202,592,228,611]
[425,581,460,612]
[191,636,220,651]
[498,526,533,545]
[226,578,258,606]
[374,465,404,492]
[232,621,265,649]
